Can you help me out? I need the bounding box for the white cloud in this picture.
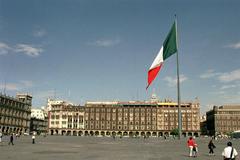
[33,90,55,99]
[0,80,33,91]
[33,29,46,37]
[15,44,43,57]
[226,42,240,49]
[218,69,240,82]
[0,42,44,57]
[221,94,240,102]
[20,80,34,88]
[210,90,225,95]
[0,42,11,55]
[220,84,237,90]
[200,68,240,83]
[164,74,188,87]
[88,38,121,47]
[200,69,221,79]
[0,83,19,91]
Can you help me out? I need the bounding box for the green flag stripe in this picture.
[163,22,177,60]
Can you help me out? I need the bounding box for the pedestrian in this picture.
[32,133,36,144]
[192,137,198,157]
[187,136,195,157]
[208,139,216,156]
[222,141,238,160]
[8,133,14,145]
[0,131,2,144]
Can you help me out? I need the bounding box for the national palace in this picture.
[48,97,201,137]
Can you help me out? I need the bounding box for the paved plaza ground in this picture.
[0,135,240,160]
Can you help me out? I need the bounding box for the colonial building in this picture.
[206,105,240,136]
[200,115,207,135]
[48,102,84,136]
[0,93,32,134]
[30,108,48,134]
[84,100,200,137]
[31,108,46,120]
[30,117,48,135]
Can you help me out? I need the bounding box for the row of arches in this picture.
[50,129,199,137]
[0,125,28,134]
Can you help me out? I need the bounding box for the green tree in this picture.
[170,128,179,136]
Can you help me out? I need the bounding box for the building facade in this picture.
[30,117,48,135]
[48,102,84,136]
[31,108,46,120]
[0,93,32,134]
[84,100,200,137]
[207,105,240,136]
[30,108,48,134]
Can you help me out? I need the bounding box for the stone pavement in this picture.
[0,135,240,160]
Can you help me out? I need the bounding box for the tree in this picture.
[170,128,179,136]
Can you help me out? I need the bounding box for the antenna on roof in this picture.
[54,88,56,99]
[3,79,6,95]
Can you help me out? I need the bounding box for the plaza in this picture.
[1,136,239,160]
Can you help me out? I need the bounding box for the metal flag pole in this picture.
[175,15,182,140]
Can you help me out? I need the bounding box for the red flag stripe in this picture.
[146,63,163,89]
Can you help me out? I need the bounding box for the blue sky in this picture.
[0,0,240,114]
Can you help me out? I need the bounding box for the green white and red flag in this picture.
[146,22,178,89]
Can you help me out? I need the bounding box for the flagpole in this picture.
[175,14,182,140]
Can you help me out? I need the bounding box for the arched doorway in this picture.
[135,132,139,137]
[90,131,94,136]
[194,132,199,137]
[85,131,89,136]
[100,131,105,136]
[117,131,122,136]
[158,132,163,137]
[78,131,83,136]
[146,132,151,137]
[67,130,71,136]
[129,131,133,137]
[188,132,193,137]
[95,131,99,136]
[152,132,157,137]
[182,132,186,137]
[112,131,116,136]
[164,132,169,136]
[106,131,110,136]
[141,132,145,137]
[62,130,66,136]
[73,131,77,136]
[123,131,128,136]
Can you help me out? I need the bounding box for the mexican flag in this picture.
[146,22,178,89]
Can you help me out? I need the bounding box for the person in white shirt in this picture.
[0,131,2,143]
[222,141,238,160]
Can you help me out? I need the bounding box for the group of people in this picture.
[187,136,198,157]
[0,132,36,145]
[187,136,238,159]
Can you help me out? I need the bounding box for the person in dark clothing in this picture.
[8,134,14,145]
[208,139,216,156]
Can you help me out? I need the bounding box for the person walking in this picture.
[187,137,195,157]
[208,139,216,156]
[8,133,14,145]
[0,131,2,144]
[222,141,238,160]
[192,137,198,157]
[32,133,36,144]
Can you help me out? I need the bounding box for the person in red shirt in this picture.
[187,137,195,157]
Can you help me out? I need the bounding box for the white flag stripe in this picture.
[149,46,164,70]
